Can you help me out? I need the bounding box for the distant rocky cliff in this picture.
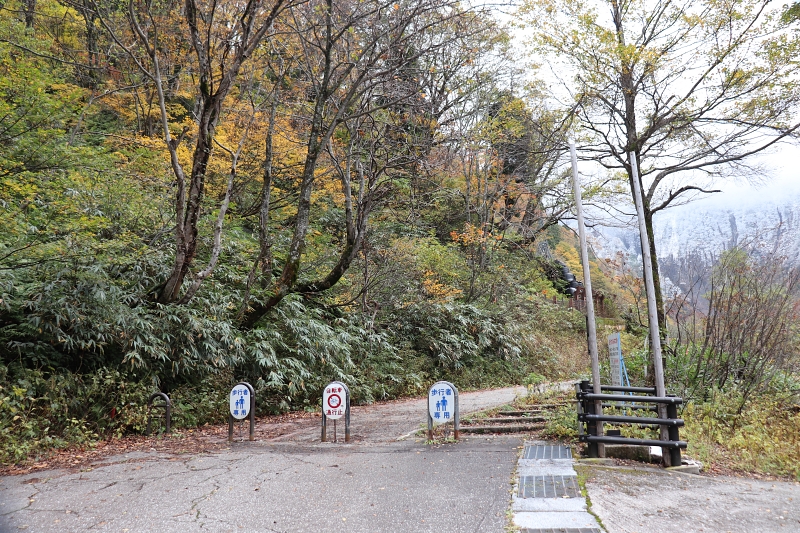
[590,186,800,294]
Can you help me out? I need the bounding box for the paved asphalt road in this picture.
[0,386,529,533]
[3,384,800,533]
[0,437,522,532]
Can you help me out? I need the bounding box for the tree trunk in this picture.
[643,207,666,335]
[24,0,35,28]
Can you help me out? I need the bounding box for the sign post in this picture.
[608,332,622,387]
[228,381,255,442]
[427,381,459,440]
[321,381,351,443]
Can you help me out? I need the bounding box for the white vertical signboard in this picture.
[428,382,455,425]
[607,332,622,387]
[230,383,251,420]
[323,382,346,420]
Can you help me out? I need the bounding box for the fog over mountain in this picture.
[589,178,800,293]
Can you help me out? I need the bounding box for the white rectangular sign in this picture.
[607,332,622,387]
[428,382,455,426]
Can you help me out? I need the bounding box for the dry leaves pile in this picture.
[1,411,319,476]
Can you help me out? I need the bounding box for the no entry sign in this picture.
[323,382,346,420]
[321,381,351,442]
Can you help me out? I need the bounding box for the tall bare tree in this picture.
[521,0,800,330]
[240,0,504,327]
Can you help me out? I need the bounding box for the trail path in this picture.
[3,384,799,533]
[0,386,527,533]
[268,385,528,443]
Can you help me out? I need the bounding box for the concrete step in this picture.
[496,403,569,416]
[463,416,546,424]
[493,410,552,417]
[459,423,545,434]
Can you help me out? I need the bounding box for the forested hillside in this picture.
[1,0,798,478]
[0,0,604,461]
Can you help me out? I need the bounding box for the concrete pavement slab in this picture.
[0,436,522,533]
[513,510,601,529]
[511,442,602,532]
[579,464,800,533]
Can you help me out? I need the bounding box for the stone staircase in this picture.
[458,403,568,435]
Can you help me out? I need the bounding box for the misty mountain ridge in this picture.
[589,184,800,294]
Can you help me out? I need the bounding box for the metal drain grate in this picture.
[518,475,581,498]
[523,444,572,460]
[520,529,600,533]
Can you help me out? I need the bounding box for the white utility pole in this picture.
[627,153,666,398]
[628,152,671,463]
[570,143,604,457]
[569,142,601,394]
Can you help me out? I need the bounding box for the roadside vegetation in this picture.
[0,0,601,464]
[517,248,800,480]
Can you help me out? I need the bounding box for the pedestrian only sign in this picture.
[428,381,455,425]
[323,382,346,420]
[230,383,250,420]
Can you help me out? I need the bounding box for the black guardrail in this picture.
[602,403,657,411]
[581,436,687,448]
[601,385,656,394]
[577,380,684,466]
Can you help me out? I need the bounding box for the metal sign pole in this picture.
[343,383,351,443]
[452,383,459,440]
[241,382,255,441]
[569,142,604,457]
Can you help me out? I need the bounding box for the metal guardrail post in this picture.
[146,392,171,436]
[667,397,681,466]
[579,380,599,458]
[575,382,584,438]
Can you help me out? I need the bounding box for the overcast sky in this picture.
[694,141,800,208]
